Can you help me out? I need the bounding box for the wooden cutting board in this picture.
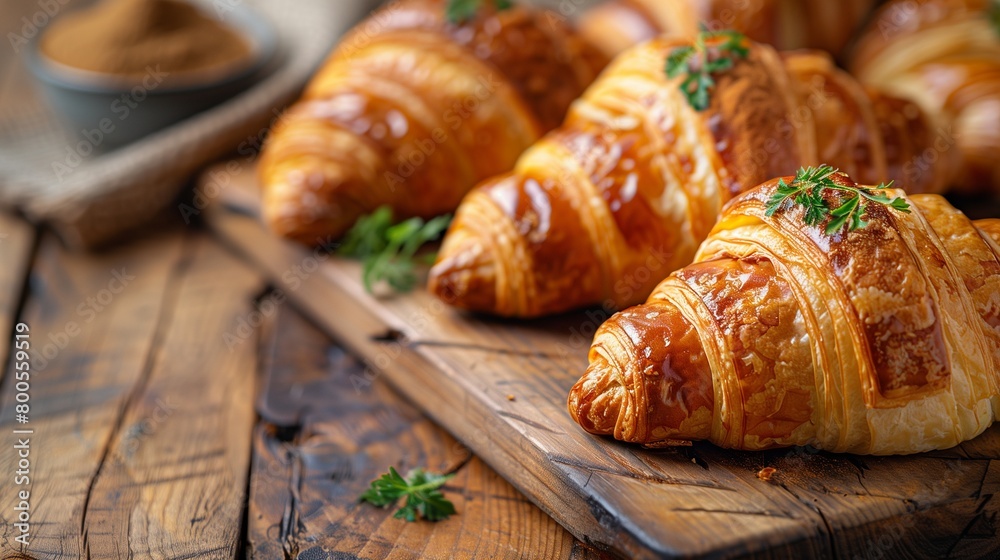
[202,160,1000,560]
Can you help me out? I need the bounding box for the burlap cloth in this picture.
[0,0,380,249]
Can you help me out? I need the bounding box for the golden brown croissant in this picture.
[259,0,606,244]
[429,33,950,317]
[851,0,1000,194]
[568,170,1000,455]
[578,0,877,59]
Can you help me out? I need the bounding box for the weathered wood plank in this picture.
[248,304,600,559]
[746,448,1000,559]
[206,200,825,559]
[206,161,1000,560]
[0,231,186,557]
[82,236,265,558]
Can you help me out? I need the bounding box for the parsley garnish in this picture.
[446,0,513,24]
[666,28,749,111]
[360,467,456,522]
[764,165,911,235]
[338,206,451,293]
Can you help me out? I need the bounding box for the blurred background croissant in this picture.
[246,0,1000,330]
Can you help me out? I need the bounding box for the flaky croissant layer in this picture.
[569,172,1000,455]
[430,34,949,318]
[259,0,605,244]
[851,0,1000,194]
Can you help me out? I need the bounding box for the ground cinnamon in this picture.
[40,0,251,80]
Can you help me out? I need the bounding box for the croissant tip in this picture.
[566,382,583,424]
[427,239,499,314]
[264,210,350,247]
[260,168,370,246]
[567,360,621,438]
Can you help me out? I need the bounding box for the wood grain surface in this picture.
[248,305,605,559]
[0,231,188,558]
[81,237,265,558]
[0,210,598,558]
[205,161,1000,560]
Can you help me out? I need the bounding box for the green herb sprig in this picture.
[338,206,451,293]
[360,467,456,522]
[666,28,749,111]
[764,165,911,235]
[446,0,513,24]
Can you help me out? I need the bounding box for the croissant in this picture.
[568,170,1000,455]
[429,33,951,317]
[851,0,1000,194]
[259,0,606,244]
[577,0,877,59]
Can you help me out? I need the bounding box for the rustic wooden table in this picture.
[0,211,609,559]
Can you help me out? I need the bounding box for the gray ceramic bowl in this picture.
[25,3,278,150]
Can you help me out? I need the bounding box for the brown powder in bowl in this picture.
[40,0,251,81]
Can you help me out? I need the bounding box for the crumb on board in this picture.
[505,394,516,401]
[640,439,692,449]
[757,467,777,481]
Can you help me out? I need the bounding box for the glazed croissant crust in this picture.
[578,0,877,59]
[568,172,1000,455]
[429,34,949,317]
[851,0,1000,194]
[259,0,605,244]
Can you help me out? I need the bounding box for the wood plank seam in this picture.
[77,233,197,556]
[0,230,190,558]
[247,304,589,559]
[0,213,38,394]
[80,236,264,558]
